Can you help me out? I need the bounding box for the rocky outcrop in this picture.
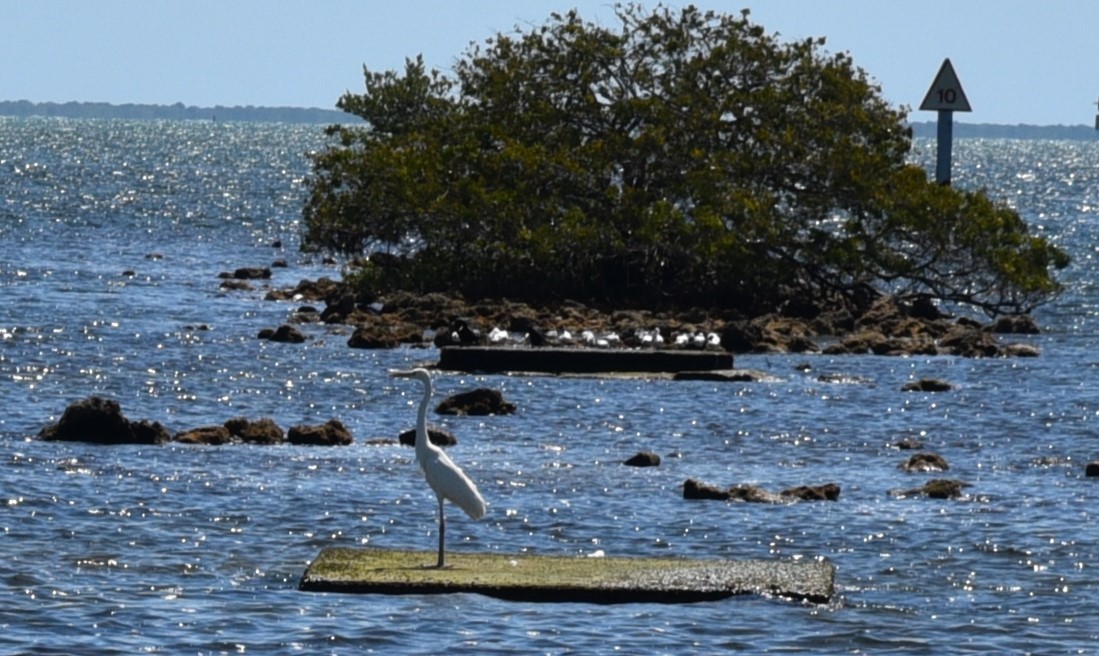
[37,400,357,448]
[259,324,307,343]
[398,426,458,447]
[901,378,953,392]
[990,314,1040,334]
[264,276,344,303]
[174,425,234,445]
[892,437,924,450]
[347,317,424,349]
[225,417,285,444]
[889,478,971,500]
[900,453,950,472]
[262,276,1042,359]
[38,396,170,445]
[682,478,840,503]
[780,483,841,502]
[683,478,734,500]
[623,451,661,467]
[436,388,517,416]
[288,419,354,446]
[219,266,272,280]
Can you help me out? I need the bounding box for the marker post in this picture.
[919,59,971,185]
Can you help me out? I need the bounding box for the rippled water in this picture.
[3,117,1099,653]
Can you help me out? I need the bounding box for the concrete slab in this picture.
[437,346,733,375]
[299,548,835,604]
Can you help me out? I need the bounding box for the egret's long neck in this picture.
[415,380,432,453]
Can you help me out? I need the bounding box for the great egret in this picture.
[389,368,487,568]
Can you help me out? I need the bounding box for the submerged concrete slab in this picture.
[299,548,835,604]
[437,346,733,375]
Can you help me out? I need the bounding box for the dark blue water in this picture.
[3,116,1099,653]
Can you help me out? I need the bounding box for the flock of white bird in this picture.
[486,326,723,350]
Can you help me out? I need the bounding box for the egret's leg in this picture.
[436,496,446,568]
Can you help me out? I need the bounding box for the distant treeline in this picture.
[0,100,356,124]
[1,100,1095,138]
[909,121,1098,141]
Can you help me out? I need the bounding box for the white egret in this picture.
[389,368,487,568]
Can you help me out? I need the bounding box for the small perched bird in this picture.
[389,368,486,568]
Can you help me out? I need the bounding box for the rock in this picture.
[727,484,783,503]
[290,307,322,324]
[901,378,953,392]
[900,452,950,472]
[436,388,516,416]
[220,279,253,291]
[909,296,944,320]
[682,479,838,503]
[779,483,841,502]
[347,325,399,349]
[855,296,907,334]
[720,320,763,353]
[1086,462,1099,477]
[990,314,1040,334]
[939,324,1001,357]
[174,426,233,445]
[219,266,271,280]
[265,277,345,303]
[832,329,890,355]
[399,426,458,447]
[892,437,924,450]
[683,478,732,500]
[321,293,359,322]
[38,396,170,445]
[262,324,307,343]
[1003,343,1040,357]
[785,335,820,353]
[225,417,284,445]
[623,451,661,467]
[889,478,971,500]
[810,308,856,335]
[347,319,423,349]
[288,419,353,446]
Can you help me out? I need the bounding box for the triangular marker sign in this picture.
[920,58,971,112]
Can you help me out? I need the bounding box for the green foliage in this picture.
[303,4,1067,316]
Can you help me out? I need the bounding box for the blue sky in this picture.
[4,0,1097,126]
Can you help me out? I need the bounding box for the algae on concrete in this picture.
[300,548,834,604]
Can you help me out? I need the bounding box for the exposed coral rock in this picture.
[889,478,971,500]
[900,452,950,472]
[288,419,354,446]
[225,417,285,444]
[38,396,170,445]
[901,378,953,392]
[174,426,233,445]
[623,451,661,467]
[436,388,516,416]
